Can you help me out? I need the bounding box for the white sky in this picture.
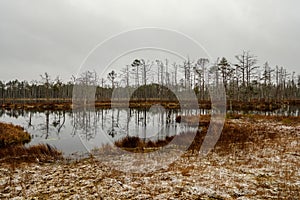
[0,0,299,82]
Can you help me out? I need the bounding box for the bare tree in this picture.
[40,72,52,101]
[140,59,152,87]
[120,65,130,88]
[235,51,259,101]
[171,62,178,88]
[196,58,209,100]
[74,70,98,107]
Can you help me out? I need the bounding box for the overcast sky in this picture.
[0,0,299,82]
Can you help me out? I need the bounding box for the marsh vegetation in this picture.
[0,55,299,199]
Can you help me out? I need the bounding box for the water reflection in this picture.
[0,108,198,154]
[72,107,198,153]
[0,106,299,155]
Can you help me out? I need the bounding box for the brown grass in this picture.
[0,122,62,164]
[184,120,279,154]
[113,123,249,153]
[114,114,299,154]
[114,136,175,152]
[226,113,300,125]
[0,144,62,163]
[0,122,31,148]
[4,98,296,111]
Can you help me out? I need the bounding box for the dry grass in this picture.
[114,114,299,156]
[226,113,300,125]
[0,122,31,148]
[114,136,175,153]
[0,144,62,163]
[0,114,298,199]
[182,115,291,154]
[0,122,62,164]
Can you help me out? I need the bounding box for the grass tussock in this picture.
[114,136,175,152]
[0,144,62,163]
[0,122,31,148]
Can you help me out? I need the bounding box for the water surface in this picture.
[0,106,298,155]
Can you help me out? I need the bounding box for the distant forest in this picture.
[1,51,300,104]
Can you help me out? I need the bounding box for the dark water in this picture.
[0,106,298,155]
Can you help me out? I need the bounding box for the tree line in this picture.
[1,51,300,104]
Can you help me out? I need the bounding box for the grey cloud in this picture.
[0,0,299,82]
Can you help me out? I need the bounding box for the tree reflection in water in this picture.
[0,106,298,154]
